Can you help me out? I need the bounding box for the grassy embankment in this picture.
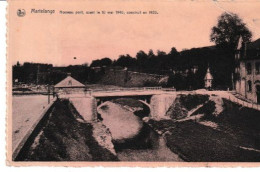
[98,70,168,87]
[147,94,260,162]
[17,99,118,161]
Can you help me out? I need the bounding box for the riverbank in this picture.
[14,92,260,162]
[146,94,260,162]
[15,97,182,162]
[97,98,182,161]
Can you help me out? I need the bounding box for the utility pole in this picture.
[36,64,40,85]
[48,84,50,104]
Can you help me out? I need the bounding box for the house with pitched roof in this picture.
[54,73,85,93]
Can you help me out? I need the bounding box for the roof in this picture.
[248,38,260,50]
[54,76,85,88]
[239,38,260,61]
[204,68,213,80]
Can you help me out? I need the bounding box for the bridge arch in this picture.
[67,87,176,122]
[97,98,151,119]
[138,100,151,117]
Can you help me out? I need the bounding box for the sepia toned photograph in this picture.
[6,0,260,166]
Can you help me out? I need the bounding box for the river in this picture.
[97,99,182,161]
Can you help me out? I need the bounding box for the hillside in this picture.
[146,93,260,162]
[98,69,169,87]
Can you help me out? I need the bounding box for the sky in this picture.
[9,0,260,66]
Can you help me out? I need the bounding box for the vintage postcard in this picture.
[6,0,260,167]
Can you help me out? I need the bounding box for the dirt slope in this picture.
[16,99,118,161]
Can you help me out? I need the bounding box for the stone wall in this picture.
[69,97,97,121]
[150,93,177,119]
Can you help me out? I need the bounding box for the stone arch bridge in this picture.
[59,87,176,121]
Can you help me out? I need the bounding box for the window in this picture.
[256,62,260,75]
[247,80,252,92]
[235,53,240,60]
[235,67,240,74]
[246,63,252,75]
[237,53,240,59]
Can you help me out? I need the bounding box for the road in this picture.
[12,95,54,152]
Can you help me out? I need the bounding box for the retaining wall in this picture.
[13,98,57,160]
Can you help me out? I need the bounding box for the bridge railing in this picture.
[143,87,162,90]
[227,95,260,111]
[162,88,176,92]
[57,87,176,96]
[88,87,165,93]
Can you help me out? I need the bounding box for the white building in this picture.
[54,74,85,94]
[204,67,213,89]
[235,38,260,104]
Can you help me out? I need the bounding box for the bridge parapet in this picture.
[89,87,163,93]
[58,87,176,122]
[87,87,175,96]
[57,87,175,98]
[150,93,177,119]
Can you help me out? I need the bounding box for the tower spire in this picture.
[204,65,213,89]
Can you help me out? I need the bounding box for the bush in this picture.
[179,94,209,110]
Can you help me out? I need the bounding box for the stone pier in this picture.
[150,94,177,119]
[70,97,97,121]
[70,93,177,121]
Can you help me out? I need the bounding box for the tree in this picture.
[100,57,112,66]
[90,57,112,67]
[169,47,178,56]
[136,50,148,61]
[114,54,136,67]
[168,47,179,68]
[157,50,166,56]
[148,49,155,58]
[210,12,252,50]
[136,50,148,70]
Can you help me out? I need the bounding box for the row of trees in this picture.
[90,48,180,73]
[89,12,252,89]
[13,12,252,90]
[88,46,234,89]
[13,62,91,85]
